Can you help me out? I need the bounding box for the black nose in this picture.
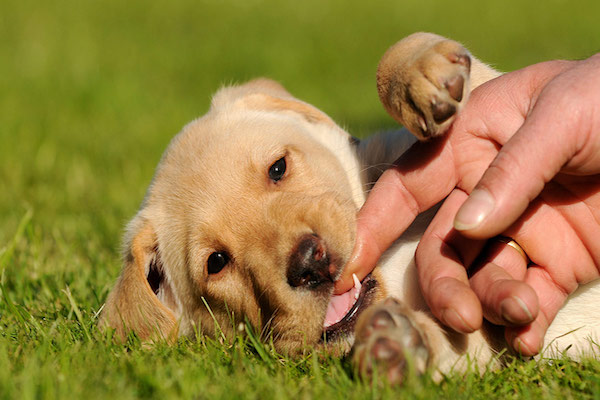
[287,234,333,289]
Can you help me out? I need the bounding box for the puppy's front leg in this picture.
[377,32,500,140]
[351,298,431,384]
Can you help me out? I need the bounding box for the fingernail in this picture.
[511,337,542,357]
[500,296,534,325]
[454,189,495,231]
[441,308,475,333]
[333,270,353,294]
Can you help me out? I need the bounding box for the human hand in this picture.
[335,54,600,355]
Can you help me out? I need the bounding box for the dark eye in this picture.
[268,157,286,182]
[207,251,230,274]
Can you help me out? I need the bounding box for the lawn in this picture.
[1,0,600,398]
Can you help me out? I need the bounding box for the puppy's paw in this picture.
[377,33,471,140]
[351,298,430,385]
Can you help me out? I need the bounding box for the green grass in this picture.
[1,0,600,398]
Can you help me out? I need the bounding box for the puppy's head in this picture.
[100,79,375,352]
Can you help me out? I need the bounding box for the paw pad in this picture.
[351,299,430,385]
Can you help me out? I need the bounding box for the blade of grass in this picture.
[200,296,226,343]
[243,320,274,367]
[0,208,33,271]
[1,286,30,334]
[63,285,92,342]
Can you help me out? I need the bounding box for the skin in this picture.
[335,54,600,356]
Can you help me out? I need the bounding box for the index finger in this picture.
[335,136,458,293]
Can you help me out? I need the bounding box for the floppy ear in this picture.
[211,78,336,126]
[100,217,178,342]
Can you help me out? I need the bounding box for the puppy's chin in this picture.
[270,272,383,355]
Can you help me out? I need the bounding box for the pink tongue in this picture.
[324,288,358,327]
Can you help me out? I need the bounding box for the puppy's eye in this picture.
[207,251,230,274]
[268,157,286,182]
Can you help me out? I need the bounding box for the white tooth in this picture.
[352,274,362,300]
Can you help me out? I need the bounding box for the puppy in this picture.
[101,33,600,383]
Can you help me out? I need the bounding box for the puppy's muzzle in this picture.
[287,234,335,289]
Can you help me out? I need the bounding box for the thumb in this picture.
[334,167,420,294]
[453,66,595,238]
[334,137,456,294]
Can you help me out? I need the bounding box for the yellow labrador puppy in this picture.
[101,33,600,383]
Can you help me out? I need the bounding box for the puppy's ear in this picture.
[100,218,178,342]
[212,78,335,126]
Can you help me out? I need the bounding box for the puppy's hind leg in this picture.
[351,298,431,385]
